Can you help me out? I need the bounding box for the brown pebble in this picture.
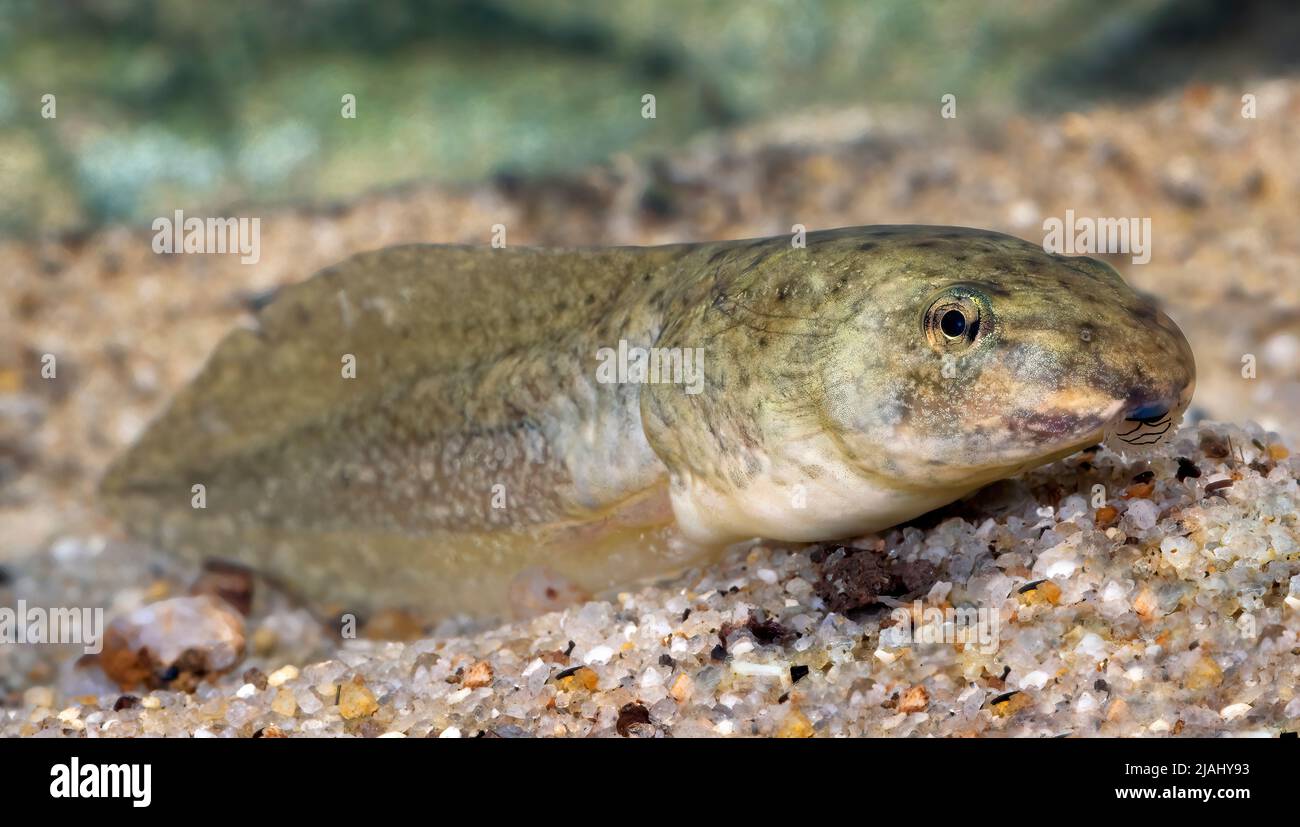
[462,661,493,689]
[1199,432,1230,459]
[189,559,255,616]
[777,708,815,738]
[338,675,379,719]
[615,702,657,737]
[1124,482,1155,499]
[100,595,245,691]
[253,725,287,738]
[242,667,269,691]
[1095,505,1119,528]
[898,685,929,713]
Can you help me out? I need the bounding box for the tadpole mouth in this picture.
[1112,414,1173,445]
[1110,388,1186,448]
[1125,402,1169,424]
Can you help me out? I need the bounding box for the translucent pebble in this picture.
[785,578,813,596]
[1126,499,1160,530]
[1033,542,1080,579]
[296,690,324,715]
[1057,495,1088,522]
[1074,633,1107,661]
[583,645,615,665]
[1160,535,1198,572]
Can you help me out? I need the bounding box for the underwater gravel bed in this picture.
[3,420,1299,737]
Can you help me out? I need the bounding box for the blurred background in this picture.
[3,0,1299,233]
[3,0,1300,554]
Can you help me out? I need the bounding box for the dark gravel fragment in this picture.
[1176,457,1202,481]
[1205,479,1233,497]
[616,702,658,737]
[814,545,938,614]
[242,667,268,691]
[1199,432,1230,459]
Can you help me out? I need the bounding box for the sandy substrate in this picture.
[4,421,1298,737]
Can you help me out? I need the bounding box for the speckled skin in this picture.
[102,226,1195,618]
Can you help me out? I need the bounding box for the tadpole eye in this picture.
[940,309,966,338]
[923,286,992,351]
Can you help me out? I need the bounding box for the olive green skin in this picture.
[102,226,1194,618]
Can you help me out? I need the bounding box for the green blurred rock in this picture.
[0,0,1257,235]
